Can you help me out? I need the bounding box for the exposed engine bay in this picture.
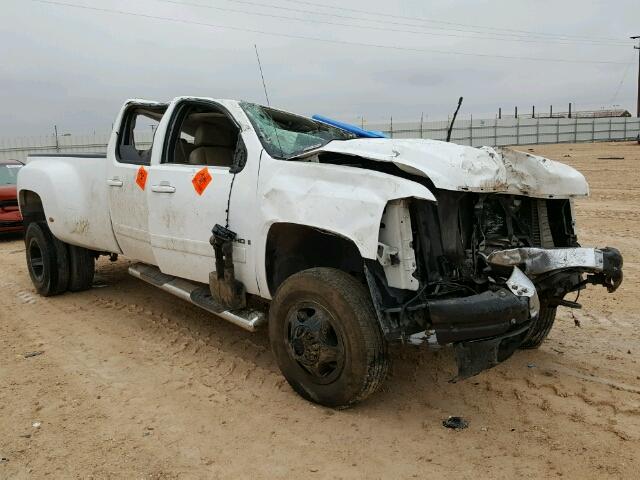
[288,147,624,379]
[366,190,623,378]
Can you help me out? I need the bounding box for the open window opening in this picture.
[117,105,167,165]
[165,102,241,168]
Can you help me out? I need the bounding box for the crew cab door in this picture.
[146,99,260,294]
[106,101,167,265]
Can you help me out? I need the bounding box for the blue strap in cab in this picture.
[312,114,387,138]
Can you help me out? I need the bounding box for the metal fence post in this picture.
[608,117,612,141]
[536,118,540,144]
[494,118,498,146]
[592,118,595,142]
[516,117,520,145]
[574,116,578,143]
[624,117,627,140]
[556,118,560,143]
[469,115,473,146]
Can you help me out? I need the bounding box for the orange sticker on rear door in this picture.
[192,167,212,195]
[135,166,148,190]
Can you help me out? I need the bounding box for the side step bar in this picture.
[128,263,266,332]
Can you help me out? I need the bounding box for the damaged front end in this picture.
[366,192,623,380]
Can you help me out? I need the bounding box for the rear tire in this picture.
[25,222,67,296]
[520,306,557,349]
[269,267,390,408]
[50,234,70,295]
[68,245,95,292]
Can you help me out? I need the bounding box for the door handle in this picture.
[107,178,123,187]
[150,184,176,194]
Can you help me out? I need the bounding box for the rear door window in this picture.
[117,106,167,165]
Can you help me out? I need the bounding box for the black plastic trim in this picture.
[453,324,530,380]
[429,289,530,344]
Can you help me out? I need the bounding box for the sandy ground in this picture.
[1,141,639,479]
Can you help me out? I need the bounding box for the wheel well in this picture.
[19,190,45,226]
[265,223,364,295]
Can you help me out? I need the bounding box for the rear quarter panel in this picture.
[18,155,121,252]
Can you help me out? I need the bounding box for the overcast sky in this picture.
[1,0,638,136]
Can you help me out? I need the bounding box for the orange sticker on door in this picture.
[192,167,212,195]
[135,166,148,190]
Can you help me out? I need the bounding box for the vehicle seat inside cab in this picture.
[188,124,236,167]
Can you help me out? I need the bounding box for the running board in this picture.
[128,263,266,332]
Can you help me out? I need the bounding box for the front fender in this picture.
[260,161,435,258]
[255,160,435,297]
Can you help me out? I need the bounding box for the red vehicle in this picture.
[0,159,24,233]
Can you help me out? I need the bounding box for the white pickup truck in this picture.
[17,97,623,407]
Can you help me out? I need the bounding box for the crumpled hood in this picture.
[303,138,588,198]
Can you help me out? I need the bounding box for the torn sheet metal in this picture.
[377,199,419,291]
[293,139,589,199]
[258,159,435,261]
[505,266,540,317]
[488,247,604,276]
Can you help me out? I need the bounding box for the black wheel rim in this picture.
[285,301,345,384]
[28,238,44,282]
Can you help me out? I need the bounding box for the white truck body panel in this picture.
[297,139,589,199]
[106,99,168,266]
[19,155,121,253]
[144,98,264,294]
[377,199,419,291]
[255,157,434,297]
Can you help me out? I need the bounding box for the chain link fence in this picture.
[1,116,639,162]
[366,116,640,147]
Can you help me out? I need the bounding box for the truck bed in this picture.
[19,154,120,253]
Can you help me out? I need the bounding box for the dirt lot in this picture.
[1,141,639,479]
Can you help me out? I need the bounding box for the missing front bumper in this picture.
[446,246,624,379]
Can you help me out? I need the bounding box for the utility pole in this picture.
[632,36,640,117]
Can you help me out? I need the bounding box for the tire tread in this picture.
[269,267,390,408]
[68,245,95,292]
[520,306,557,349]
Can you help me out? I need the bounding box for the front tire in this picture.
[269,268,390,408]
